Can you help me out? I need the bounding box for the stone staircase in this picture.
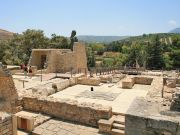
[98,115,125,135]
[111,115,125,135]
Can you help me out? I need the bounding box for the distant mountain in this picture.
[77,35,129,43]
[169,28,180,34]
[0,29,14,40]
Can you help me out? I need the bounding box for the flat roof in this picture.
[32,49,71,51]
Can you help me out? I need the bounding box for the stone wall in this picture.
[29,42,88,73]
[125,98,180,135]
[122,76,153,89]
[0,112,17,135]
[77,77,100,86]
[73,42,88,72]
[22,97,112,127]
[134,76,153,85]
[0,65,18,113]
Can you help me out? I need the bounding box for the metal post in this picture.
[41,68,42,82]
[23,80,25,88]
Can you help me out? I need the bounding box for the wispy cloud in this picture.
[168,20,177,26]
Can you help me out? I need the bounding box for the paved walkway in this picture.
[33,119,102,135]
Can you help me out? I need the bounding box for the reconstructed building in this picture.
[29,42,88,73]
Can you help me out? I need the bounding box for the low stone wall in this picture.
[22,97,112,127]
[99,75,112,83]
[77,77,100,86]
[0,112,17,135]
[125,98,180,135]
[122,76,153,89]
[134,76,153,85]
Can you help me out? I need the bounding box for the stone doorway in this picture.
[41,55,47,69]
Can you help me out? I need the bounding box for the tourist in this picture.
[24,64,28,78]
[28,66,33,79]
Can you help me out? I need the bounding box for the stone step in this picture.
[112,123,125,130]
[113,115,125,125]
[111,128,125,135]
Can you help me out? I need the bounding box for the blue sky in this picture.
[0,0,180,36]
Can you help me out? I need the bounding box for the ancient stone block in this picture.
[77,77,100,86]
[122,78,135,89]
[0,65,18,113]
[22,96,112,127]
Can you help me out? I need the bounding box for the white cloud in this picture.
[168,20,177,26]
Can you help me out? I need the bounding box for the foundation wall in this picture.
[125,114,180,135]
[22,97,112,127]
[77,77,101,86]
[125,98,180,135]
[134,77,153,85]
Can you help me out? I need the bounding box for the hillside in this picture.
[0,29,13,40]
[77,35,129,43]
[169,28,180,34]
[118,33,180,45]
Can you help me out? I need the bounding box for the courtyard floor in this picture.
[49,83,151,115]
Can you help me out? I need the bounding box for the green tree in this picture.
[147,35,165,69]
[170,49,180,69]
[50,34,69,49]
[87,47,95,68]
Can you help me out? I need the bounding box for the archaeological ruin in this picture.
[29,42,87,73]
[0,42,180,135]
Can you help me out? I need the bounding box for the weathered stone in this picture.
[0,112,16,135]
[77,77,100,86]
[29,42,88,73]
[98,119,112,133]
[22,96,112,127]
[0,65,18,113]
[122,78,135,89]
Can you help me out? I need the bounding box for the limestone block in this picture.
[98,119,112,133]
[52,79,70,91]
[69,78,76,86]
[134,77,153,85]
[122,78,135,89]
[77,77,100,86]
[0,65,18,113]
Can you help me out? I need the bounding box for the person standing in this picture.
[24,64,28,78]
[28,66,33,79]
